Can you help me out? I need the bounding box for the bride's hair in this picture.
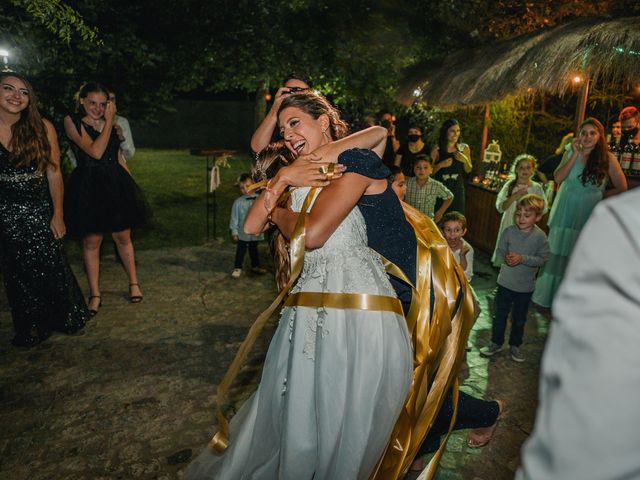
[278,92,349,141]
[252,142,295,290]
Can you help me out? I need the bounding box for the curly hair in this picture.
[278,92,349,141]
[505,154,537,197]
[1,72,51,171]
[252,142,295,291]
[577,117,609,187]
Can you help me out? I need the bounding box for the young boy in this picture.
[405,156,453,222]
[481,194,549,362]
[440,211,473,281]
[229,174,266,278]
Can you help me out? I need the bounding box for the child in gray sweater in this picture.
[481,194,550,362]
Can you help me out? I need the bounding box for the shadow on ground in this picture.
[0,245,549,479]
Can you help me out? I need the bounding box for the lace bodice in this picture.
[289,187,394,297]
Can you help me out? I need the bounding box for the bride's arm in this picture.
[271,173,371,249]
[268,127,387,196]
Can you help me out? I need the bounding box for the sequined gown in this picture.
[0,144,88,346]
[187,186,413,480]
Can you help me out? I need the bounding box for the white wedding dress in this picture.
[187,187,413,480]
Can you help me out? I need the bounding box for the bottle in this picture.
[620,139,633,174]
[631,141,640,176]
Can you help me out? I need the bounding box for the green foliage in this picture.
[9,0,100,44]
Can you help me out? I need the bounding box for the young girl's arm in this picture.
[498,182,527,213]
[44,119,65,240]
[604,153,628,198]
[63,103,116,159]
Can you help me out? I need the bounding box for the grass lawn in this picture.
[66,148,254,253]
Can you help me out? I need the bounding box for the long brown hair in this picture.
[1,72,51,171]
[577,117,609,187]
[278,92,349,141]
[252,142,295,290]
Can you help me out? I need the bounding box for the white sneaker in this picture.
[480,343,503,357]
[510,346,525,363]
[231,268,242,278]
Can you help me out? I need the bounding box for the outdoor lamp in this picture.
[0,48,9,71]
[572,74,583,84]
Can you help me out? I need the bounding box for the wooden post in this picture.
[479,103,491,175]
[254,81,268,129]
[573,77,591,132]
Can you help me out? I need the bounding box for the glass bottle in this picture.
[631,141,640,176]
[620,137,633,174]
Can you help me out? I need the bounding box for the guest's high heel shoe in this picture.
[88,295,102,317]
[129,283,143,303]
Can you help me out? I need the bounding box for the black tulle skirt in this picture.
[64,162,151,236]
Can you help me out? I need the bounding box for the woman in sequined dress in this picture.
[63,83,149,315]
[0,72,88,346]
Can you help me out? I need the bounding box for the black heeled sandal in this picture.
[129,283,143,303]
[88,295,102,317]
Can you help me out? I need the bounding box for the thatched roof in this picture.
[399,16,640,107]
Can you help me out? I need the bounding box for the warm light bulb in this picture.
[572,75,583,84]
[264,93,272,101]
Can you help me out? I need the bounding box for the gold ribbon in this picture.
[284,291,403,316]
[369,202,478,480]
[209,186,319,451]
[246,179,267,193]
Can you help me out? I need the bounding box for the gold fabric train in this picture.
[369,203,479,480]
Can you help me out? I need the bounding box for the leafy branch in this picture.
[10,0,101,44]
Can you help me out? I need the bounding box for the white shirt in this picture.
[451,238,473,281]
[115,115,135,161]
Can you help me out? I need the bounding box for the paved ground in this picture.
[0,242,550,479]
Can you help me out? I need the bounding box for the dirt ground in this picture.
[0,242,549,479]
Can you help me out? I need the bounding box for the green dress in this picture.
[532,152,605,307]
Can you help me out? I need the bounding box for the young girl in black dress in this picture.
[63,82,149,315]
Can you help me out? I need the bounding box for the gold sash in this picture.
[369,203,478,480]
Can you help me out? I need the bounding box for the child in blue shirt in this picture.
[230,174,265,278]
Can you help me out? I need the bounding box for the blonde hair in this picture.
[517,194,545,216]
[505,154,537,196]
[251,142,295,290]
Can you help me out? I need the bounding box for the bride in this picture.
[187,93,413,479]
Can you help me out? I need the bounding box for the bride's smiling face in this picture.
[279,106,330,157]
